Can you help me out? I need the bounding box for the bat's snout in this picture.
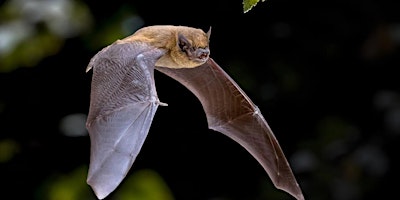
[196,48,210,60]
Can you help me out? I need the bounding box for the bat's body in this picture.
[86,25,304,200]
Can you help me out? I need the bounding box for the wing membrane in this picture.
[86,43,165,199]
[156,58,304,200]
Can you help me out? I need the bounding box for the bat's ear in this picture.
[207,26,212,40]
[178,33,191,51]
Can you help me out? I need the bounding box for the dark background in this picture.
[0,0,399,199]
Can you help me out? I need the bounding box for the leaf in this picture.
[243,0,266,13]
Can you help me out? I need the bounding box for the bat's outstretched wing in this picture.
[86,42,165,199]
[156,58,304,200]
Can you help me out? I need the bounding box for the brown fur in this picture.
[120,25,210,68]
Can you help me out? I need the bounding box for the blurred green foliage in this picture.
[39,167,173,200]
[83,6,144,50]
[0,139,20,163]
[115,169,175,200]
[0,0,92,72]
[43,166,92,200]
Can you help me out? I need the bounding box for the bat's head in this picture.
[156,26,211,69]
[175,27,210,66]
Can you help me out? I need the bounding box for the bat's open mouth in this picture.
[193,48,210,63]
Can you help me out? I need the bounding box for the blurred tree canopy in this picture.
[0,0,399,199]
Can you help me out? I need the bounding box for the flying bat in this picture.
[85,25,304,200]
